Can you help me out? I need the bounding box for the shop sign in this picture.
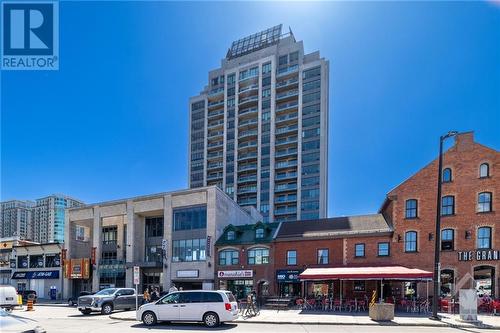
[12,270,59,279]
[458,250,500,261]
[276,269,301,283]
[176,270,199,278]
[217,270,253,278]
[206,236,211,257]
[67,258,90,279]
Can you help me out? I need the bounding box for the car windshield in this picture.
[94,288,118,295]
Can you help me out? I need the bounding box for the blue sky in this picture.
[1,1,499,216]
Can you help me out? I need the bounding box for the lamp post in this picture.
[431,131,459,320]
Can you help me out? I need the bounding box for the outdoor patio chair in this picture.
[357,300,366,311]
[295,298,305,310]
[332,299,341,311]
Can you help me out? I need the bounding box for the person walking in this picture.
[143,288,150,305]
[168,284,178,294]
[150,287,160,302]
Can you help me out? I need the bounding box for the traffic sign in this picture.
[133,266,140,285]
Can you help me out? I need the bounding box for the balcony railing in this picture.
[207,120,224,128]
[208,100,225,108]
[208,87,224,96]
[276,101,298,112]
[277,64,299,77]
[275,148,298,157]
[275,172,297,180]
[239,141,258,149]
[238,163,257,172]
[207,162,223,169]
[239,95,259,105]
[276,90,299,100]
[239,130,258,139]
[276,77,299,88]
[207,173,223,180]
[275,183,297,192]
[208,130,224,138]
[239,84,259,93]
[275,160,298,168]
[276,113,298,123]
[238,152,258,161]
[275,195,298,203]
[207,151,223,158]
[238,198,257,206]
[274,207,298,215]
[275,136,298,146]
[275,125,298,135]
[99,259,125,266]
[238,175,257,183]
[207,141,223,148]
[239,107,258,116]
[238,118,258,127]
[239,186,257,194]
[208,109,224,118]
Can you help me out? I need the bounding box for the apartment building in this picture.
[32,194,84,243]
[189,24,329,222]
[62,186,261,299]
[0,200,34,239]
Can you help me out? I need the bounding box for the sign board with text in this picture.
[133,266,140,285]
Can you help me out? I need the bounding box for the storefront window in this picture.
[29,255,44,268]
[247,248,269,265]
[145,245,162,263]
[354,281,365,292]
[45,254,60,267]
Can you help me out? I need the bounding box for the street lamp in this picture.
[431,131,459,320]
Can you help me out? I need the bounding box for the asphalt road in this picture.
[5,305,498,333]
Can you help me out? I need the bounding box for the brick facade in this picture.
[381,132,500,298]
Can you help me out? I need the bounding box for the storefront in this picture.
[172,269,204,290]
[217,270,253,300]
[65,258,92,296]
[12,270,61,299]
[276,269,302,297]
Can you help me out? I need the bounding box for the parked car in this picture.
[0,285,18,311]
[68,291,93,306]
[137,290,238,328]
[0,308,46,333]
[19,290,37,303]
[77,288,136,315]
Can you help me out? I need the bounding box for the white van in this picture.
[0,285,18,311]
[137,290,238,327]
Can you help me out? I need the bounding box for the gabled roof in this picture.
[275,214,392,241]
[216,223,280,246]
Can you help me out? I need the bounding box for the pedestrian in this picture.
[168,284,178,294]
[150,287,160,302]
[244,292,253,316]
[179,287,183,291]
[143,288,150,304]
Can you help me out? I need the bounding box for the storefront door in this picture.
[474,265,495,298]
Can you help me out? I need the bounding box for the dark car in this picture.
[68,291,93,306]
[19,290,37,303]
[78,288,136,315]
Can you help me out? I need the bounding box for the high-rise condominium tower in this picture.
[0,200,34,239]
[189,25,329,222]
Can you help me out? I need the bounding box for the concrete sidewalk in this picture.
[110,309,500,329]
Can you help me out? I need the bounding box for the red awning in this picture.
[299,266,433,281]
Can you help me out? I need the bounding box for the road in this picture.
[5,305,498,333]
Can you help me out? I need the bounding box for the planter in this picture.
[369,303,394,321]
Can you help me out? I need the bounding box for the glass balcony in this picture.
[208,100,225,108]
[275,148,298,157]
[275,136,298,146]
[238,118,259,127]
[207,141,223,148]
[207,151,223,159]
[99,259,125,266]
[239,130,258,139]
[239,141,258,149]
[239,95,259,105]
[276,64,299,77]
[208,109,224,118]
[207,173,223,180]
[238,198,257,206]
[276,89,299,101]
[275,160,298,169]
[274,206,298,215]
[276,77,299,89]
[239,186,257,194]
[207,120,224,129]
[207,162,223,169]
[276,112,298,123]
[275,183,297,192]
[238,152,258,161]
[275,195,297,204]
[239,107,258,116]
[238,84,259,94]
[275,172,297,180]
[208,87,224,97]
[275,125,298,135]
[238,175,257,183]
[276,101,298,112]
[238,163,257,172]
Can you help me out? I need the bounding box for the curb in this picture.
[108,314,500,329]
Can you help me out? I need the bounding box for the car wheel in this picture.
[101,303,113,315]
[203,312,220,328]
[142,311,157,326]
[80,310,92,315]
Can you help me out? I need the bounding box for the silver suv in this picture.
[78,288,136,315]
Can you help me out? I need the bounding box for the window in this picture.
[204,292,223,303]
[227,74,235,85]
[480,163,490,178]
[441,229,454,251]
[179,292,204,303]
[247,248,269,265]
[279,55,288,66]
[161,292,180,304]
[355,244,365,257]
[219,250,239,266]
[477,227,492,249]
[255,228,264,239]
[442,168,452,183]
[17,255,28,268]
[303,67,321,80]
[478,192,492,213]
[45,254,60,267]
[289,51,299,63]
[145,217,163,237]
[145,245,162,263]
[287,250,297,265]
[317,249,329,264]
[262,88,271,98]
[262,62,272,74]
[405,199,418,218]
[30,255,44,268]
[227,230,235,241]
[102,226,117,244]
[354,281,366,292]
[441,196,455,216]
[173,206,207,231]
[405,231,417,253]
[172,238,206,262]
[378,242,390,257]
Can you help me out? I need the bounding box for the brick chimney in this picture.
[454,131,474,151]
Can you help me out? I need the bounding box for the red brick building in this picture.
[380,132,499,298]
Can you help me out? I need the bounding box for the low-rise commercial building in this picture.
[10,242,63,299]
[63,186,260,299]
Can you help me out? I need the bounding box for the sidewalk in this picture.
[110,309,500,329]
